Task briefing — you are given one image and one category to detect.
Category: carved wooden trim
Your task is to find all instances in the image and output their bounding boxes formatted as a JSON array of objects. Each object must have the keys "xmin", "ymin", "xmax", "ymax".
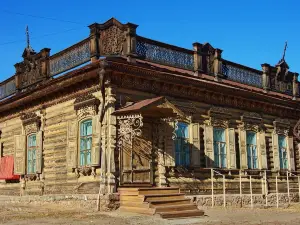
[
  {"xmin": 21, "ymin": 112, "xmax": 41, "ymax": 134},
  {"xmin": 273, "ymin": 118, "xmax": 290, "ymax": 136},
  {"xmin": 74, "ymin": 93, "xmax": 100, "ymax": 120}
]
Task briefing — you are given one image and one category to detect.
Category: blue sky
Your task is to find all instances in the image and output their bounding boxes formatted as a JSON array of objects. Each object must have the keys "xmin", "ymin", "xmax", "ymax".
[{"xmin": 1, "ymin": 0, "xmax": 299, "ymax": 80}]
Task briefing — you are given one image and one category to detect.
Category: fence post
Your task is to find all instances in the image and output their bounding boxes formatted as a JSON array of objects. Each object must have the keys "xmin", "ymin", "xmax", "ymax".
[
  {"xmin": 298, "ymin": 176, "xmax": 300, "ymax": 203},
  {"xmin": 223, "ymin": 175, "xmax": 226, "ymax": 207},
  {"xmin": 265, "ymin": 170, "xmax": 268, "ymax": 207},
  {"xmin": 250, "ymin": 175, "xmax": 253, "ymax": 208},
  {"xmin": 211, "ymin": 168, "xmax": 214, "ymax": 207},
  {"xmin": 239, "ymin": 170, "xmax": 242, "ymax": 207},
  {"xmin": 287, "ymin": 171, "xmax": 290, "ymax": 205},
  {"xmin": 276, "ymin": 176, "xmax": 279, "ymax": 208}
]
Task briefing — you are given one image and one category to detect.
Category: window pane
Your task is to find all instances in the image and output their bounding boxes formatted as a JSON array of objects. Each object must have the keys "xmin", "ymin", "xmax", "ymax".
[
  {"xmin": 246, "ymin": 131, "xmax": 256, "ymax": 145},
  {"xmin": 28, "ymin": 134, "xmax": 36, "ymax": 147},
  {"xmin": 80, "ymin": 120, "xmax": 92, "ymax": 136},
  {"xmin": 32, "ymin": 149, "xmax": 36, "ymax": 173},
  {"xmin": 214, "ymin": 143, "xmax": 219, "ymax": 167},
  {"xmin": 80, "ymin": 151, "xmax": 85, "ymax": 166},
  {"xmin": 80, "ymin": 138, "xmax": 86, "ymax": 151},
  {"xmin": 278, "ymin": 135, "xmax": 286, "ymax": 147},
  {"xmin": 213, "ymin": 128, "xmax": 225, "ymax": 142},
  {"xmin": 27, "ymin": 150, "xmax": 32, "ymax": 173},
  {"xmin": 174, "ymin": 122, "xmax": 189, "ymax": 166},
  {"xmin": 86, "ymin": 150, "xmax": 91, "ymax": 165},
  {"xmin": 86, "ymin": 137, "xmax": 92, "ymax": 150},
  {"xmin": 247, "ymin": 145, "xmax": 252, "ymax": 169},
  {"xmin": 278, "ymin": 135, "xmax": 288, "ymax": 169},
  {"xmin": 221, "ymin": 143, "xmax": 226, "ymax": 168}
]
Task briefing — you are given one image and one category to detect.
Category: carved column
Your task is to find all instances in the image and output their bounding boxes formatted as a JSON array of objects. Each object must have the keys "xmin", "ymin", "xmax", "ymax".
[
  {"xmin": 88, "ymin": 23, "xmax": 101, "ymax": 62},
  {"xmin": 106, "ymin": 84, "xmax": 117, "ymax": 193},
  {"xmin": 292, "ymin": 73, "xmax": 299, "ymax": 100},
  {"xmin": 261, "ymin": 63, "xmax": 271, "ymax": 92},
  {"xmin": 192, "ymin": 42, "xmax": 203, "ymax": 77},
  {"xmin": 157, "ymin": 122, "xmax": 167, "ymax": 187}
]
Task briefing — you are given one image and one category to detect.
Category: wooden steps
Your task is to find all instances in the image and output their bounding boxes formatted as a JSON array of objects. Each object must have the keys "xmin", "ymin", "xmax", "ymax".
[{"xmin": 118, "ymin": 187, "xmax": 204, "ymax": 219}]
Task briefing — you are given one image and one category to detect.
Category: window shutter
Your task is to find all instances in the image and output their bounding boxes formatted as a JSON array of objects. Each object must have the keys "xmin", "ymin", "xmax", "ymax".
[
  {"xmin": 288, "ymin": 136, "xmax": 295, "ymax": 171},
  {"xmin": 36, "ymin": 131, "xmax": 43, "ymax": 174},
  {"xmin": 165, "ymin": 121, "xmax": 175, "ymax": 166},
  {"xmin": 14, "ymin": 135, "xmax": 26, "ymax": 175},
  {"xmin": 190, "ymin": 123, "xmax": 200, "ymax": 166},
  {"xmin": 204, "ymin": 124, "xmax": 214, "ymax": 167},
  {"xmin": 67, "ymin": 120, "xmax": 77, "ymax": 168},
  {"xmin": 238, "ymin": 128, "xmax": 247, "ymax": 169},
  {"xmin": 227, "ymin": 128, "xmax": 236, "ymax": 169},
  {"xmin": 259, "ymin": 131, "xmax": 268, "ymax": 169},
  {"xmin": 272, "ymin": 132, "xmax": 280, "ymax": 170},
  {"xmin": 91, "ymin": 115, "xmax": 101, "ymax": 166}
]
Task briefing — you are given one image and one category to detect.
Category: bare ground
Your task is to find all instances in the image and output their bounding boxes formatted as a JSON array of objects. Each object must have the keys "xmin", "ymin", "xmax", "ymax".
[{"xmin": 1, "ymin": 202, "xmax": 300, "ymax": 225}]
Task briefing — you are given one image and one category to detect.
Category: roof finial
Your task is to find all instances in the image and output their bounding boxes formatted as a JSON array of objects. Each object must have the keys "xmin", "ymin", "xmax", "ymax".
[
  {"xmin": 282, "ymin": 41, "xmax": 288, "ymax": 61},
  {"xmin": 26, "ymin": 25, "xmax": 30, "ymax": 49}
]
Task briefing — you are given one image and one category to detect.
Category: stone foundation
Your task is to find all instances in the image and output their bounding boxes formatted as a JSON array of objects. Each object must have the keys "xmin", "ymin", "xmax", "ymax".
[
  {"xmin": 0, "ymin": 193, "xmax": 120, "ymax": 211},
  {"xmin": 188, "ymin": 193, "xmax": 300, "ymax": 207}
]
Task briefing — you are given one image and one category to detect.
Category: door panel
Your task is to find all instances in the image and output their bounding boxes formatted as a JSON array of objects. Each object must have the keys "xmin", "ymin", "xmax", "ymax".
[{"xmin": 121, "ymin": 122, "xmax": 153, "ymax": 185}]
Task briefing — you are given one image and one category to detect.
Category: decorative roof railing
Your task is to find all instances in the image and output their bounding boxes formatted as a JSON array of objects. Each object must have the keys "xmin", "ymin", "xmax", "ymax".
[
  {"xmin": 0, "ymin": 18, "xmax": 298, "ymax": 102},
  {"xmin": 49, "ymin": 38, "xmax": 91, "ymax": 77},
  {"xmin": 222, "ymin": 60, "xmax": 263, "ymax": 88},
  {"xmin": 136, "ymin": 36, "xmax": 194, "ymax": 70},
  {"xmin": 0, "ymin": 77, "xmax": 16, "ymax": 100}
]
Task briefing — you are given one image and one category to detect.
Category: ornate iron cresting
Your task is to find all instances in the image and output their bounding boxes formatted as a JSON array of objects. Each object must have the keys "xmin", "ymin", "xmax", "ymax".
[
  {"xmin": 49, "ymin": 39, "xmax": 90, "ymax": 76},
  {"xmin": 223, "ymin": 62, "xmax": 262, "ymax": 88},
  {"xmin": 0, "ymin": 78, "xmax": 16, "ymax": 100},
  {"xmin": 117, "ymin": 114, "xmax": 143, "ymax": 148},
  {"xmin": 136, "ymin": 37, "xmax": 194, "ymax": 70}
]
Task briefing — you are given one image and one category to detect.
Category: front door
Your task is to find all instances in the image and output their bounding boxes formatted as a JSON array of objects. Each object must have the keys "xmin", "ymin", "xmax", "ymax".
[{"xmin": 121, "ymin": 122, "xmax": 154, "ymax": 185}]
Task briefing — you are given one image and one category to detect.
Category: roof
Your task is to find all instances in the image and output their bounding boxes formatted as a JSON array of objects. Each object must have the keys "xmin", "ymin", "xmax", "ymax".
[
  {"xmin": 114, "ymin": 96, "xmax": 185, "ymax": 118},
  {"xmin": 115, "ymin": 96, "xmax": 164, "ymax": 114}
]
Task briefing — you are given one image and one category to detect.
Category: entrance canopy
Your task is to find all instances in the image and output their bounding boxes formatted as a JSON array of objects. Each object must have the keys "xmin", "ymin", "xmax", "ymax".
[
  {"xmin": 114, "ymin": 96, "xmax": 185, "ymax": 118},
  {"xmin": 114, "ymin": 96, "xmax": 185, "ymax": 147}
]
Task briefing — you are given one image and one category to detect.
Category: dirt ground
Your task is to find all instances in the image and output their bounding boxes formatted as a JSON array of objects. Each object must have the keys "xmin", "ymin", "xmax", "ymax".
[{"xmin": 1, "ymin": 202, "xmax": 300, "ymax": 225}]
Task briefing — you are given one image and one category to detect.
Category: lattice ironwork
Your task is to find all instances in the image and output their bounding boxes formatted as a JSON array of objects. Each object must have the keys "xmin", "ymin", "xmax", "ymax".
[
  {"xmin": 49, "ymin": 39, "xmax": 90, "ymax": 76},
  {"xmin": 0, "ymin": 79, "xmax": 16, "ymax": 100},
  {"xmin": 117, "ymin": 114, "xmax": 143, "ymax": 148},
  {"xmin": 223, "ymin": 64, "xmax": 262, "ymax": 88},
  {"xmin": 136, "ymin": 39, "xmax": 194, "ymax": 70}
]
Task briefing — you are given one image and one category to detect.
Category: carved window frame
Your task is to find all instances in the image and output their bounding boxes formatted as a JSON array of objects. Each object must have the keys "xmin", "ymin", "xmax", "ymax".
[
  {"xmin": 73, "ymin": 94, "xmax": 100, "ymax": 177},
  {"xmin": 273, "ymin": 119, "xmax": 292, "ymax": 171},
  {"xmin": 205, "ymin": 106, "xmax": 231, "ymax": 169},
  {"xmin": 239, "ymin": 112, "xmax": 263, "ymax": 170},
  {"xmin": 78, "ymin": 118, "xmax": 93, "ymax": 167},
  {"xmin": 21, "ymin": 112, "xmax": 42, "ymax": 180},
  {"xmin": 174, "ymin": 121, "xmax": 190, "ymax": 167}
]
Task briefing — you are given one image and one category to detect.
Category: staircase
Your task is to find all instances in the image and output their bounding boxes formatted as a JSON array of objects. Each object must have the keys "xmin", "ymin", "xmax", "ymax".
[{"xmin": 118, "ymin": 187, "xmax": 204, "ymax": 219}]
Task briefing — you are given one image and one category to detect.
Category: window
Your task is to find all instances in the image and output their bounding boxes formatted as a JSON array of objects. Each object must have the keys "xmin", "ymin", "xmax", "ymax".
[
  {"xmin": 27, "ymin": 134, "xmax": 37, "ymax": 174},
  {"xmin": 278, "ymin": 135, "xmax": 288, "ymax": 169},
  {"xmin": 246, "ymin": 131, "xmax": 258, "ymax": 169},
  {"xmin": 80, "ymin": 119, "xmax": 92, "ymax": 166},
  {"xmin": 213, "ymin": 128, "xmax": 226, "ymax": 168},
  {"xmin": 174, "ymin": 122, "xmax": 190, "ymax": 166}
]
